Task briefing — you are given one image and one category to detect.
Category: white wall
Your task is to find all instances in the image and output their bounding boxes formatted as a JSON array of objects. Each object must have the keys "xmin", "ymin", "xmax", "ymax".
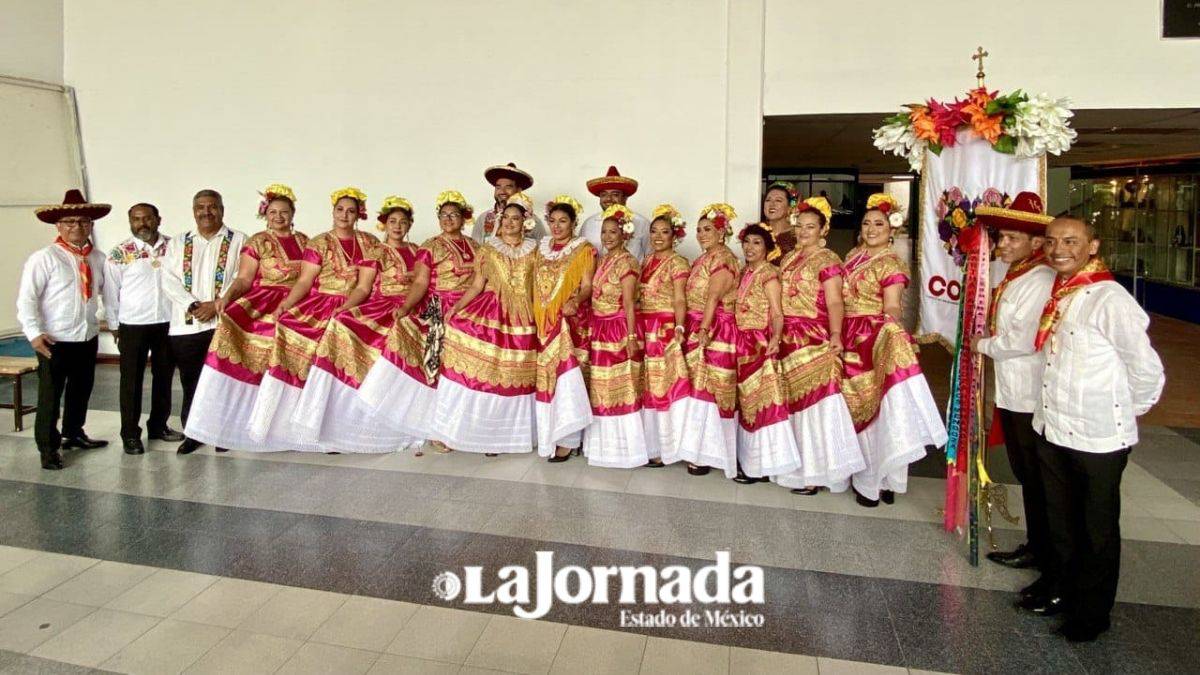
[
  {"xmin": 63, "ymin": 0, "xmax": 766, "ymax": 259},
  {"xmin": 0, "ymin": 0, "xmax": 63, "ymax": 84},
  {"xmin": 764, "ymin": 0, "xmax": 1200, "ymax": 115}
]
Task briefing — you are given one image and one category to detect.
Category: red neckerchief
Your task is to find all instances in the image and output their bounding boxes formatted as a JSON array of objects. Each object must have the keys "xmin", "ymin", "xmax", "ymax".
[
  {"xmin": 55, "ymin": 236, "xmax": 94, "ymax": 300},
  {"xmin": 1034, "ymin": 257, "xmax": 1114, "ymax": 351},
  {"xmin": 989, "ymin": 250, "xmax": 1046, "ymax": 333}
]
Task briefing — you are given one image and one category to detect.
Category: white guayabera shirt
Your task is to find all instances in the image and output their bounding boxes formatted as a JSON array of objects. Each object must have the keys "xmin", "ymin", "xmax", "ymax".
[{"xmin": 975, "ymin": 264, "xmax": 1055, "ymax": 413}]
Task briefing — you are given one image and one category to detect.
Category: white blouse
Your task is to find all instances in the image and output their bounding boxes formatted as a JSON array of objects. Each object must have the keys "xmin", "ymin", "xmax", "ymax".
[
  {"xmin": 976, "ymin": 264, "xmax": 1055, "ymax": 413},
  {"xmin": 17, "ymin": 244, "xmax": 106, "ymax": 342}
]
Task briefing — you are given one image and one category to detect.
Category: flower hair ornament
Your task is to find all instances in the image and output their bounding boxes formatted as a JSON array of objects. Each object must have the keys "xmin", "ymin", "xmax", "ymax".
[
  {"xmin": 602, "ymin": 203, "xmax": 637, "ymax": 236},
  {"xmin": 795, "ymin": 196, "xmax": 833, "ymax": 226},
  {"xmin": 505, "ymin": 191, "xmax": 537, "ymax": 232},
  {"xmin": 376, "ymin": 195, "xmax": 414, "ymax": 230},
  {"xmin": 738, "ymin": 223, "xmax": 781, "ymax": 262},
  {"xmin": 866, "ymin": 193, "xmax": 905, "ymax": 228},
  {"xmin": 699, "ymin": 202, "xmax": 737, "ymax": 237},
  {"xmin": 545, "ymin": 194, "xmax": 584, "ymax": 222},
  {"xmin": 435, "ymin": 189, "xmax": 474, "ymax": 221},
  {"xmin": 652, "ymin": 203, "xmax": 686, "ymax": 240},
  {"xmin": 257, "ymin": 183, "xmax": 297, "ymax": 219},
  {"xmin": 330, "ymin": 186, "xmax": 368, "ymax": 220}
]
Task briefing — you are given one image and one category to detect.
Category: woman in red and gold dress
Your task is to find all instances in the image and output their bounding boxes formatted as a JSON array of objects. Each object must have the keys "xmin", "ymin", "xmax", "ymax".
[
  {"xmin": 638, "ymin": 204, "xmax": 691, "ymax": 466},
  {"xmin": 676, "ymin": 204, "xmax": 740, "ymax": 478},
  {"xmin": 247, "ymin": 187, "xmax": 380, "ymax": 451},
  {"xmin": 290, "ymin": 196, "xmax": 427, "ymax": 453},
  {"xmin": 581, "ymin": 204, "xmax": 646, "ymax": 467},
  {"xmin": 733, "ymin": 224, "xmax": 800, "ymax": 483},
  {"xmin": 185, "ymin": 184, "xmax": 307, "ymax": 452},
  {"xmin": 841, "ymin": 193, "xmax": 947, "ymax": 506},
  {"xmin": 356, "ymin": 190, "xmax": 477, "ymax": 446},
  {"xmin": 772, "ymin": 197, "xmax": 864, "ymax": 495},
  {"xmin": 534, "ymin": 195, "xmax": 595, "ymax": 462},
  {"xmin": 426, "ymin": 192, "xmax": 538, "ymax": 453}
]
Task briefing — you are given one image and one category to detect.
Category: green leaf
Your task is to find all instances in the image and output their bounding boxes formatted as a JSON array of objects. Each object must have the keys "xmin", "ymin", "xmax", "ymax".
[
  {"xmin": 929, "ymin": 142, "xmax": 944, "ymax": 156},
  {"xmin": 993, "ymin": 135, "xmax": 1016, "ymax": 154},
  {"xmin": 883, "ymin": 112, "xmax": 909, "ymax": 125}
]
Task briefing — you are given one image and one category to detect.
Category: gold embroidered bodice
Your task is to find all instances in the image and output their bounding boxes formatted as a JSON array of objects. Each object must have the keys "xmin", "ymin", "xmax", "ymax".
[
  {"xmin": 422, "ymin": 234, "xmax": 477, "ymax": 296},
  {"xmin": 685, "ymin": 245, "xmax": 739, "ymax": 313},
  {"xmin": 375, "ymin": 242, "xmax": 422, "ymax": 298},
  {"xmin": 735, "ymin": 262, "xmax": 779, "ymax": 331},
  {"xmin": 779, "ymin": 247, "xmax": 842, "ymax": 319},
  {"xmin": 309, "ymin": 231, "xmax": 380, "ymax": 295},
  {"xmin": 842, "ymin": 247, "xmax": 909, "ymax": 317},
  {"xmin": 591, "ymin": 250, "xmax": 638, "ymax": 316},
  {"xmin": 638, "ymin": 252, "xmax": 689, "ymax": 313},
  {"xmin": 247, "ymin": 231, "xmax": 308, "ymax": 288},
  {"xmin": 533, "ymin": 238, "xmax": 596, "ymax": 336},
  {"xmin": 479, "ymin": 240, "xmax": 537, "ymax": 322}
]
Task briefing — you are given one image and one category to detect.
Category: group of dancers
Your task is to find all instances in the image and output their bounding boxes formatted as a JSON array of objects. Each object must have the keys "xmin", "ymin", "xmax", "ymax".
[{"xmin": 181, "ymin": 180, "xmax": 948, "ymax": 506}]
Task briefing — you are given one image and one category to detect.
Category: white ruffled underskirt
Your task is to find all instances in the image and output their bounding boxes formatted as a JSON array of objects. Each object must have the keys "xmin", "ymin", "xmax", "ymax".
[
  {"xmin": 774, "ymin": 394, "xmax": 866, "ymax": 491},
  {"xmin": 583, "ymin": 411, "xmax": 649, "ymax": 468},
  {"xmin": 355, "ymin": 358, "xmax": 436, "ymax": 439},
  {"xmin": 427, "ymin": 376, "xmax": 535, "ymax": 454},
  {"xmin": 535, "ymin": 367, "xmax": 592, "ymax": 456},
  {"xmin": 184, "ymin": 368, "xmax": 284, "ymax": 452},
  {"xmin": 737, "ymin": 419, "xmax": 801, "ymax": 478},
  {"xmin": 850, "ymin": 375, "xmax": 948, "ymax": 501},
  {"xmin": 643, "ymin": 398, "xmax": 689, "ymax": 463},
  {"xmin": 246, "ymin": 375, "xmax": 323, "ymax": 452},
  {"xmin": 289, "ymin": 368, "xmax": 421, "ymax": 453},
  {"xmin": 675, "ymin": 398, "xmax": 738, "ymax": 478}
]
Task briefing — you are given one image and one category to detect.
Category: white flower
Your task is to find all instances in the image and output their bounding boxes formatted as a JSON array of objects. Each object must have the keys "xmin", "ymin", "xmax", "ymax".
[
  {"xmin": 670, "ymin": 215, "xmax": 684, "ymax": 227},
  {"xmin": 888, "ymin": 212, "xmax": 905, "ymax": 229},
  {"xmin": 872, "ymin": 118, "xmax": 926, "ymax": 172},
  {"xmin": 705, "ymin": 210, "xmax": 718, "ymax": 221},
  {"xmin": 788, "ymin": 213, "xmax": 799, "ymax": 226},
  {"xmin": 1011, "ymin": 93, "xmax": 1077, "ymax": 159},
  {"xmin": 523, "ymin": 217, "xmax": 536, "ymax": 232},
  {"xmin": 621, "ymin": 220, "xmax": 636, "ymax": 235}
]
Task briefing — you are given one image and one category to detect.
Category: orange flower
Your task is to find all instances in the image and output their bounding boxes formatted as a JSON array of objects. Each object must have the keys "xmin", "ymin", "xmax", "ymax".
[
  {"xmin": 964, "ymin": 88, "xmax": 1004, "ymax": 144},
  {"xmin": 909, "ymin": 105, "xmax": 939, "ymax": 143}
]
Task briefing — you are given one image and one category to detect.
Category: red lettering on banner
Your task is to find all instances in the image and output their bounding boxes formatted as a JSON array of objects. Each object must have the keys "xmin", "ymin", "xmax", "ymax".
[{"xmin": 927, "ymin": 276, "xmax": 961, "ymax": 301}]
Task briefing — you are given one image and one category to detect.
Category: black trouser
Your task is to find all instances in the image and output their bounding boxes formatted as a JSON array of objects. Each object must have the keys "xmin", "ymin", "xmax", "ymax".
[
  {"xmin": 169, "ymin": 329, "xmax": 214, "ymax": 430},
  {"xmin": 998, "ymin": 409, "xmax": 1048, "ymax": 566},
  {"xmin": 1036, "ymin": 433, "xmax": 1130, "ymax": 627},
  {"xmin": 118, "ymin": 322, "xmax": 175, "ymax": 440},
  {"xmin": 34, "ymin": 337, "xmax": 99, "ymax": 453}
]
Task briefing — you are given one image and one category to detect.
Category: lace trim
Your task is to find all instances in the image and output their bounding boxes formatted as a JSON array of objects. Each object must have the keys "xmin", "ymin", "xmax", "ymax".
[
  {"xmin": 537, "ymin": 236, "xmax": 588, "ymax": 261},
  {"xmin": 486, "ymin": 236, "xmax": 537, "ymax": 259}
]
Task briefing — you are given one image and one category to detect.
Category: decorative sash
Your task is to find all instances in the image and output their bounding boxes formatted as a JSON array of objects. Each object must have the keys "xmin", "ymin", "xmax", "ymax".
[
  {"xmin": 55, "ymin": 236, "xmax": 94, "ymax": 300},
  {"xmin": 988, "ymin": 250, "xmax": 1046, "ymax": 333},
  {"xmin": 1034, "ymin": 257, "xmax": 1113, "ymax": 351},
  {"xmin": 183, "ymin": 230, "xmax": 234, "ymax": 297}
]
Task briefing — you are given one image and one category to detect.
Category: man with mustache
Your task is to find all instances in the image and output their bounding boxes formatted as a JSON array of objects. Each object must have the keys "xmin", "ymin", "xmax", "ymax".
[
  {"xmin": 102, "ymin": 203, "xmax": 182, "ymax": 454},
  {"xmin": 1031, "ymin": 216, "xmax": 1164, "ymax": 642},
  {"xmin": 160, "ymin": 189, "xmax": 247, "ymax": 454}
]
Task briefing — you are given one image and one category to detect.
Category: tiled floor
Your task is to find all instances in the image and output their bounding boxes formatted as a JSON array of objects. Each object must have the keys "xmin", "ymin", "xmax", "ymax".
[{"xmin": 0, "ymin": 312, "xmax": 1195, "ymax": 673}]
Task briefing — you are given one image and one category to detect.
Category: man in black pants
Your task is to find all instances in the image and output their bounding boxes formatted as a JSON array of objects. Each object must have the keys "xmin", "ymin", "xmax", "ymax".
[
  {"xmin": 160, "ymin": 189, "xmax": 246, "ymax": 454},
  {"xmin": 1032, "ymin": 217, "xmax": 1164, "ymax": 642},
  {"xmin": 102, "ymin": 203, "xmax": 183, "ymax": 454},
  {"xmin": 971, "ymin": 193, "xmax": 1055, "ymax": 586},
  {"xmin": 17, "ymin": 190, "xmax": 113, "ymax": 469}
]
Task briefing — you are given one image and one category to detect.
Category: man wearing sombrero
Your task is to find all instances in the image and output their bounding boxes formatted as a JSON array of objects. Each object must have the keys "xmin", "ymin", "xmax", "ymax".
[
  {"xmin": 471, "ymin": 162, "xmax": 545, "ymax": 241},
  {"xmin": 970, "ymin": 192, "xmax": 1056, "ymax": 585},
  {"xmin": 17, "ymin": 189, "xmax": 112, "ymax": 470},
  {"xmin": 581, "ymin": 166, "xmax": 648, "ymax": 260}
]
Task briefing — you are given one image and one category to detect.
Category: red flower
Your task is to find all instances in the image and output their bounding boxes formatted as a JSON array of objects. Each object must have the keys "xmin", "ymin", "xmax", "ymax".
[
  {"xmin": 876, "ymin": 202, "xmax": 892, "ymax": 215},
  {"xmin": 713, "ymin": 213, "xmax": 728, "ymax": 229},
  {"xmin": 928, "ymin": 98, "xmax": 968, "ymax": 147}
]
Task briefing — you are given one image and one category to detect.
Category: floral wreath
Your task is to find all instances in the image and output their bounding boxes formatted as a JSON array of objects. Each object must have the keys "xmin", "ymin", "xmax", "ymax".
[
  {"xmin": 873, "ymin": 88, "xmax": 1077, "ymax": 172},
  {"xmin": 257, "ymin": 183, "xmax": 297, "ymax": 219},
  {"xmin": 376, "ymin": 195, "xmax": 414, "ymax": 230},
  {"xmin": 865, "ymin": 193, "xmax": 906, "ymax": 229},
  {"xmin": 435, "ymin": 189, "xmax": 474, "ymax": 221},
  {"xmin": 936, "ymin": 186, "xmax": 1009, "ymax": 268},
  {"xmin": 793, "ymin": 196, "xmax": 832, "ymax": 228},
  {"xmin": 737, "ymin": 223, "xmax": 781, "ymax": 262},
  {"xmin": 651, "ymin": 203, "xmax": 686, "ymax": 239},
  {"xmin": 505, "ymin": 191, "xmax": 537, "ymax": 232},
  {"xmin": 602, "ymin": 203, "xmax": 637, "ymax": 236},
  {"xmin": 766, "ymin": 181, "xmax": 800, "ymax": 207},
  {"xmin": 330, "ymin": 187, "xmax": 368, "ymax": 220},
  {"xmin": 545, "ymin": 194, "xmax": 584, "ymax": 222},
  {"xmin": 699, "ymin": 203, "xmax": 737, "ymax": 238}
]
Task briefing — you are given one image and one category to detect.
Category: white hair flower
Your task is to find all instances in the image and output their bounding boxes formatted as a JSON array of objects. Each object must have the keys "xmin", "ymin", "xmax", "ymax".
[{"xmin": 523, "ymin": 217, "xmax": 536, "ymax": 232}]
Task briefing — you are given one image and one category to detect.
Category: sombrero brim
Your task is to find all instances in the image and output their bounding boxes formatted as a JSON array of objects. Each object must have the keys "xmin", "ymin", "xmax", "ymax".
[
  {"xmin": 35, "ymin": 203, "xmax": 112, "ymax": 224},
  {"xmin": 975, "ymin": 205, "xmax": 1053, "ymax": 235},
  {"xmin": 484, "ymin": 166, "xmax": 533, "ymax": 191},
  {"xmin": 586, "ymin": 177, "xmax": 638, "ymax": 197}
]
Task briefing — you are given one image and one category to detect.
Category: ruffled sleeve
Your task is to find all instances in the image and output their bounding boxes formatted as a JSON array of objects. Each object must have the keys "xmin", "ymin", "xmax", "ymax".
[
  {"xmin": 669, "ymin": 254, "xmax": 690, "ymax": 281},
  {"xmin": 878, "ymin": 253, "xmax": 910, "ymax": 289}
]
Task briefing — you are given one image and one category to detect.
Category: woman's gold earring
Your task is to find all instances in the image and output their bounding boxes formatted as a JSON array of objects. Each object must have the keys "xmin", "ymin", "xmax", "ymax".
[
  {"xmin": 818, "ymin": 238, "xmax": 826, "ymax": 248},
  {"xmin": 888, "ymin": 236, "xmax": 895, "ymax": 245}
]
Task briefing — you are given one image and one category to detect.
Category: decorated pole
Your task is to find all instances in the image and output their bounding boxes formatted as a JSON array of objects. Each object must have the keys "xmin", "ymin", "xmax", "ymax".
[{"xmin": 872, "ymin": 50, "xmax": 1076, "ymax": 565}]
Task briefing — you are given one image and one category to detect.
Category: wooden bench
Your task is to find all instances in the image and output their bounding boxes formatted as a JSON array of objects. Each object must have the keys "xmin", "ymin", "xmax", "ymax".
[{"xmin": 0, "ymin": 356, "xmax": 38, "ymax": 431}]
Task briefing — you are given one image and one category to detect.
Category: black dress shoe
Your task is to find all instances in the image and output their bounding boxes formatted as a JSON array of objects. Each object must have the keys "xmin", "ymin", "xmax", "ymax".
[
  {"xmin": 215, "ymin": 447, "xmax": 229, "ymax": 453},
  {"xmin": 1019, "ymin": 576, "xmax": 1049, "ymax": 600},
  {"xmin": 61, "ymin": 435, "xmax": 108, "ymax": 450},
  {"xmin": 644, "ymin": 460, "xmax": 665, "ymax": 468},
  {"xmin": 987, "ymin": 545, "xmax": 1038, "ymax": 569},
  {"xmin": 148, "ymin": 427, "xmax": 185, "ymax": 442},
  {"xmin": 40, "ymin": 451, "xmax": 64, "ymax": 470},
  {"xmin": 791, "ymin": 486, "xmax": 820, "ymax": 496},
  {"xmin": 547, "ymin": 451, "xmax": 571, "ymax": 463},
  {"xmin": 854, "ymin": 489, "xmax": 879, "ymax": 508},
  {"xmin": 177, "ymin": 438, "xmax": 202, "ymax": 455},
  {"xmin": 880, "ymin": 490, "xmax": 895, "ymax": 504},
  {"xmin": 732, "ymin": 472, "xmax": 767, "ymax": 484},
  {"xmin": 686, "ymin": 464, "xmax": 710, "ymax": 476},
  {"xmin": 1016, "ymin": 594, "xmax": 1065, "ymax": 616},
  {"xmin": 122, "ymin": 438, "xmax": 145, "ymax": 455},
  {"xmin": 1056, "ymin": 618, "xmax": 1109, "ymax": 642}
]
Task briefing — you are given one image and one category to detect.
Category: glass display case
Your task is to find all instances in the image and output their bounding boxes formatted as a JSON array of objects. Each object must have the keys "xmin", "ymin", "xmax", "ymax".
[{"xmin": 1068, "ymin": 170, "xmax": 1199, "ymax": 288}]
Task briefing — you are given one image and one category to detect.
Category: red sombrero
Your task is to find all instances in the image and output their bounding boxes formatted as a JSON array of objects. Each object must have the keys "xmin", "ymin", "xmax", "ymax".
[
  {"xmin": 587, "ymin": 166, "xmax": 639, "ymax": 197},
  {"xmin": 35, "ymin": 189, "xmax": 111, "ymax": 224},
  {"xmin": 974, "ymin": 191, "xmax": 1053, "ymax": 235},
  {"xmin": 484, "ymin": 162, "xmax": 534, "ymax": 191}
]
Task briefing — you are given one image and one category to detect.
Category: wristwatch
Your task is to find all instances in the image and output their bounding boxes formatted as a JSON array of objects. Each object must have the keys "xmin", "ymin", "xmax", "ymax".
[{"xmin": 187, "ymin": 301, "xmax": 201, "ymax": 314}]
